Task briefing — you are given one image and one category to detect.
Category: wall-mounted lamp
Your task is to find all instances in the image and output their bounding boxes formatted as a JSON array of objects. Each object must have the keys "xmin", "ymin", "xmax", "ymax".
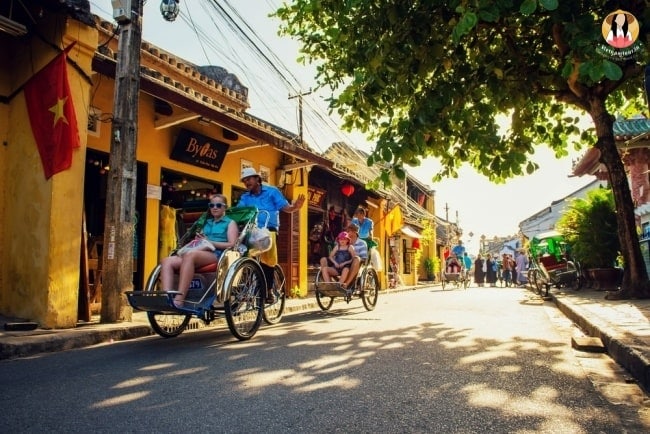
[
  {"xmin": 160, "ymin": 0, "xmax": 180, "ymax": 22},
  {"xmin": 197, "ymin": 116, "xmax": 211, "ymax": 126}
]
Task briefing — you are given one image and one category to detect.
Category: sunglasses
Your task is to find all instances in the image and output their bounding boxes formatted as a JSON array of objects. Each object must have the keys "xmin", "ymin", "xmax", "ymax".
[{"xmin": 208, "ymin": 203, "xmax": 226, "ymax": 209}]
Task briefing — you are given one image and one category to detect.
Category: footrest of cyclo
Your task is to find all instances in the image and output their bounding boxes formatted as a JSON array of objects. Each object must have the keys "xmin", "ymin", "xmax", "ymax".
[
  {"xmin": 316, "ymin": 282, "xmax": 349, "ymax": 298},
  {"xmin": 126, "ymin": 291, "xmax": 209, "ymax": 313},
  {"xmin": 126, "ymin": 291, "xmax": 180, "ymax": 313}
]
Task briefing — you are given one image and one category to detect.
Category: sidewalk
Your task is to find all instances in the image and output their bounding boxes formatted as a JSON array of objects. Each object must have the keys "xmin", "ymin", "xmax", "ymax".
[{"xmin": 2, "ymin": 285, "xmax": 650, "ymax": 394}]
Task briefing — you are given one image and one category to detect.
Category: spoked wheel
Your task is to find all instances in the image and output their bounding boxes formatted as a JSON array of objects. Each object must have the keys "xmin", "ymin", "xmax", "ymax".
[
  {"xmin": 263, "ymin": 264, "xmax": 287, "ymax": 325},
  {"xmin": 361, "ymin": 268, "xmax": 379, "ymax": 311},
  {"xmin": 462, "ymin": 274, "xmax": 469, "ymax": 289},
  {"xmin": 527, "ymin": 269, "xmax": 537, "ymax": 290},
  {"xmin": 145, "ymin": 264, "xmax": 191, "ymax": 338},
  {"xmin": 224, "ymin": 259, "xmax": 264, "ymax": 341},
  {"xmin": 535, "ymin": 274, "xmax": 546, "ymax": 296},
  {"xmin": 314, "ymin": 270, "xmax": 334, "ymax": 311},
  {"xmin": 567, "ymin": 261, "xmax": 583, "ymax": 291},
  {"xmin": 441, "ymin": 276, "xmax": 447, "ymax": 290}
]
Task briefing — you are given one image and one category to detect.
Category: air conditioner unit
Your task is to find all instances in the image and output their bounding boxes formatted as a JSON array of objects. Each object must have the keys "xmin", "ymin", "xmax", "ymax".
[{"xmin": 111, "ymin": 0, "xmax": 132, "ymax": 24}]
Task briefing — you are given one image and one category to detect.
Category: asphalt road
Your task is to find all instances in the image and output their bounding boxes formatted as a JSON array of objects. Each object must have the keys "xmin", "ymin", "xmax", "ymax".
[{"xmin": 2, "ymin": 287, "xmax": 648, "ymax": 433}]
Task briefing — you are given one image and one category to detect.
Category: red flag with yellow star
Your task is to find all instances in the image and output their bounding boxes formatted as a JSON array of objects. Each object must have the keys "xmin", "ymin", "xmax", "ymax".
[{"xmin": 24, "ymin": 46, "xmax": 80, "ymax": 179}]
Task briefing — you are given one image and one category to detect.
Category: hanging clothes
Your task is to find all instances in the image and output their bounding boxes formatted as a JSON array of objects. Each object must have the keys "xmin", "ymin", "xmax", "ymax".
[{"xmin": 159, "ymin": 204, "xmax": 177, "ymax": 259}]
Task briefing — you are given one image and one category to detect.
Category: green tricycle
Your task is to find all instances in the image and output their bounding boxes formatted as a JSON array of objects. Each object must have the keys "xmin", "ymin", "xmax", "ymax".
[{"xmin": 528, "ymin": 230, "xmax": 582, "ymax": 297}]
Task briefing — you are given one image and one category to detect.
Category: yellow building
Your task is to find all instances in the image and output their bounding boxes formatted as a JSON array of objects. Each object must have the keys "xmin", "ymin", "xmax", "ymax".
[
  {"xmin": 0, "ymin": 4, "xmax": 328, "ymax": 328},
  {"xmin": 0, "ymin": 2, "xmax": 439, "ymax": 328}
]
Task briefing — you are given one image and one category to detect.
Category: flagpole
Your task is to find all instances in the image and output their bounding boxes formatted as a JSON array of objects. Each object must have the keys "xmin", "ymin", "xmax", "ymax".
[{"xmin": 101, "ymin": 1, "xmax": 144, "ymax": 322}]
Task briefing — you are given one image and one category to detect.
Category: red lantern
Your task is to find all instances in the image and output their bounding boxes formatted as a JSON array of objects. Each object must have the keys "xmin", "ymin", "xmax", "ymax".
[
  {"xmin": 341, "ymin": 182, "xmax": 355, "ymax": 197},
  {"xmin": 412, "ymin": 238, "xmax": 420, "ymax": 249}
]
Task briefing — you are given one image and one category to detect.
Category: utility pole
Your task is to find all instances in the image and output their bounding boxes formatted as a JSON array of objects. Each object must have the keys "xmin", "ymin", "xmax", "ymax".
[
  {"xmin": 288, "ymin": 89, "xmax": 311, "ymax": 144},
  {"xmin": 445, "ymin": 202, "xmax": 450, "ymax": 247},
  {"xmin": 101, "ymin": 0, "xmax": 143, "ymax": 322}
]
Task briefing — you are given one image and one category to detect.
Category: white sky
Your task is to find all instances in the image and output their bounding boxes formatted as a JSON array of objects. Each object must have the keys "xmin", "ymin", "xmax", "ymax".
[{"xmin": 91, "ymin": 0, "xmax": 597, "ymax": 253}]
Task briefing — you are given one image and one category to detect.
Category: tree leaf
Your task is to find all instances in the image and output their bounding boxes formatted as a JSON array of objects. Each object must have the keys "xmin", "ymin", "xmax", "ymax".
[
  {"xmin": 520, "ymin": 0, "xmax": 537, "ymax": 15},
  {"xmin": 602, "ymin": 60, "xmax": 623, "ymax": 81}
]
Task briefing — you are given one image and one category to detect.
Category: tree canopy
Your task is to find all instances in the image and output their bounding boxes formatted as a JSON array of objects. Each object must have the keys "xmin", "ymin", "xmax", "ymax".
[
  {"xmin": 276, "ymin": 0, "xmax": 650, "ymax": 298},
  {"xmin": 276, "ymin": 0, "xmax": 647, "ymax": 183}
]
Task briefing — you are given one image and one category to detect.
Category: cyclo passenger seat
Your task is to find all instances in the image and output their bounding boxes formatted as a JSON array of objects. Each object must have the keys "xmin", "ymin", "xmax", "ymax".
[{"xmin": 178, "ymin": 206, "xmax": 259, "ymax": 274}]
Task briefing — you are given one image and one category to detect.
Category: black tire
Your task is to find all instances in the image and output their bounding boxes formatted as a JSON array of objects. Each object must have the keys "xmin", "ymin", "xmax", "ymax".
[
  {"xmin": 314, "ymin": 270, "xmax": 334, "ymax": 311},
  {"xmin": 441, "ymin": 275, "xmax": 447, "ymax": 290},
  {"xmin": 361, "ymin": 268, "xmax": 379, "ymax": 311},
  {"xmin": 567, "ymin": 261, "xmax": 583, "ymax": 291},
  {"xmin": 263, "ymin": 264, "xmax": 286, "ymax": 325},
  {"xmin": 463, "ymin": 274, "xmax": 469, "ymax": 289},
  {"xmin": 534, "ymin": 271, "xmax": 546, "ymax": 296},
  {"xmin": 145, "ymin": 264, "xmax": 191, "ymax": 338},
  {"xmin": 224, "ymin": 259, "xmax": 264, "ymax": 341},
  {"xmin": 527, "ymin": 269, "xmax": 537, "ymax": 290}
]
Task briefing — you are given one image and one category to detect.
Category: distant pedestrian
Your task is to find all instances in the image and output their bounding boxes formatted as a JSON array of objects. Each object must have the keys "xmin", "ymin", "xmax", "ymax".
[
  {"xmin": 502, "ymin": 253, "xmax": 514, "ymax": 287},
  {"xmin": 473, "ymin": 254, "xmax": 485, "ymax": 287},
  {"xmin": 515, "ymin": 249, "xmax": 529, "ymax": 286},
  {"xmin": 485, "ymin": 255, "xmax": 498, "ymax": 287},
  {"xmin": 462, "ymin": 252, "xmax": 473, "ymax": 285}
]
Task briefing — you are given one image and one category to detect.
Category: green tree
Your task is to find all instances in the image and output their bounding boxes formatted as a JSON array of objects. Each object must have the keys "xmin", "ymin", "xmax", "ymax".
[
  {"xmin": 276, "ymin": 0, "xmax": 649, "ymax": 298},
  {"xmin": 557, "ymin": 187, "xmax": 620, "ymax": 269}
]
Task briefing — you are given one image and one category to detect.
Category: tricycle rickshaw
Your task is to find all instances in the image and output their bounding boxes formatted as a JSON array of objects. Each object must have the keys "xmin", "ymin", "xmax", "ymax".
[
  {"xmin": 313, "ymin": 239, "xmax": 380, "ymax": 311},
  {"xmin": 441, "ymin": 256, "xmax": 469, "ymax": 290},
  {"xmin": 126, "ymin": 206, "xmax": 286, "ymax": 341},
  {"xmin": 527, "ymin": 230, "xmax": 582, "ymax": 297}
]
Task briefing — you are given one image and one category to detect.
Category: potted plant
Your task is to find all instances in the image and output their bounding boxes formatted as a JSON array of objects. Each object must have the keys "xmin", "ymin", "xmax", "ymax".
[
  {"xmin": 557, "ymin": 187, "xmax": 622, "ymax": 288},
  {"xmin": 424, "ymin": 257, "xmax": 435, "ymax": 281}
]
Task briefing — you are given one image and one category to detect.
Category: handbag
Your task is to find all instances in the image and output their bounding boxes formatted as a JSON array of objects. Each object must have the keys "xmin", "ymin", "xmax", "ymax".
[
  {"xmin": 247, "ymin": 211, "xmax": 272, "ymax": 253},
  {"xmin": 177, "ymin": 237, "xmax": 215, "ymax": 256}
]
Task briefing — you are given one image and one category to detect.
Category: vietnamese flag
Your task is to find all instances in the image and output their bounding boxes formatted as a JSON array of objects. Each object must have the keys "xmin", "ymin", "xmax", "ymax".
[{"xmin": 24, "ymin": 46, "xmax": 80, "ymax": 180}]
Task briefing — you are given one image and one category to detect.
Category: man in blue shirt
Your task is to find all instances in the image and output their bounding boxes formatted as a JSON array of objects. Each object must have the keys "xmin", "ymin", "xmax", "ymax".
[
  {"xmin": 452, "ymin": 240, "xmax": 465, "ymax": 258},
  {"xmin": 238, "ymin": 167, "xmax": 305, "ymax": 303}
]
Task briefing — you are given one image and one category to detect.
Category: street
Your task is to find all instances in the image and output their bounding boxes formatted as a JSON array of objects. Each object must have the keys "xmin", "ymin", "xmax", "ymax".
[{"xmin": 2, "ymin": 287, "xmax": 649, "ymax": 433}]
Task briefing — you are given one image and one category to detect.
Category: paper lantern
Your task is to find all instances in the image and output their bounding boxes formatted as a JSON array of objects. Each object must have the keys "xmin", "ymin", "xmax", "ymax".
[{"xmin": 341, "ymin": 182, "xmax": 355, "ymax": 197}]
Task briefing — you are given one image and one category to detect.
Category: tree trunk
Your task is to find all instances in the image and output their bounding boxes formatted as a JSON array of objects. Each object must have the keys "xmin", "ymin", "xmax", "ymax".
[{"xmin": 591, "ymin": 101, "xmax": 650, "ymax": 299}]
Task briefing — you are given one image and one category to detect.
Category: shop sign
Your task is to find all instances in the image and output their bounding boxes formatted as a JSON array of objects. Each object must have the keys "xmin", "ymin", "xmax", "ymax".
[
  {"xmin": 170, "ymin": 128, "xmax": 229, "ymax": 171},
  {"xmin": 308, "ymin": 186, "xmax": 326, "ymax": 208}
]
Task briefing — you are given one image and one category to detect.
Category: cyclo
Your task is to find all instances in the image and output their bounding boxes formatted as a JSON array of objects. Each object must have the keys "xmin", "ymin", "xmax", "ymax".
[
  {"xmin": 313, "ymin": 238, "xmax": 380, "ymax": 311},
  {"xmin": 126, "ymin": 206, "xmax": 286, "ymax": 341},
  {"xmin": 527, "ymin": 230, "xmax": 582, "ymax": 297},
  {"xmin": 441, "ymin": 255, "xmax": 469, "ymax": 290}
]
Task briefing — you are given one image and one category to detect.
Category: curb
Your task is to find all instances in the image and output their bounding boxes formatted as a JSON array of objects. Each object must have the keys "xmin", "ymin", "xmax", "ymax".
[
  {"xmin": 551, "ymin": 293, "xmax": 650, "ymax": 394},
  {"xmin": 0, "ymin": 324, "xmax": 154, "ymax": 360},
  {"xmin": 0, "ymin": 286, "xmax": 421, "ymax": 361}
]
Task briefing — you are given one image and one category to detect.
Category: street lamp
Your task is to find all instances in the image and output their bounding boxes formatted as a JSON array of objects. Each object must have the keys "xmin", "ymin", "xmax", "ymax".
[{"xmin": 160, "ymin": 0, "xmax": 180, "ymax": 22}]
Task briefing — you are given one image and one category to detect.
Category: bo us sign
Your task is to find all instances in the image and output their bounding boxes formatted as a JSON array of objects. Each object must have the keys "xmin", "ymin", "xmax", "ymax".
[{"xmin": 170, "ymin": 128, "xmax": 229, "ymax": 171}]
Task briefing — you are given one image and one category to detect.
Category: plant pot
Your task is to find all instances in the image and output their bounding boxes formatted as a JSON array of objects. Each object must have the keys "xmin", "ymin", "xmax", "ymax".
[{"xmin": 588, "ymin": 267, "xmax": 622, "ymax": 290}]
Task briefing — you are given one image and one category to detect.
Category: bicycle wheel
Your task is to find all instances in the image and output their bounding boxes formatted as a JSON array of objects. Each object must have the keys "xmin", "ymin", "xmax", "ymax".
[
  {"xmin": 314, "ymin": 270, "xmax": 334, "ymax": 311},
  {"xmin": 462, "ymin": 274, "xmax": 469, "ymax": 289},
  {"xmin": 145, "ymin": 264, "xmax": 191, "ymax": 338},
  {"xmin": 441, "ymin": 275, "xmax": 447, "ymax": 290},
  {"xmin": 361, "ymin": 268, "xmax": 379, "ymax": 311},
  {"xmin": 263, "ymin": 264, "xmax": 286, "ymax": 325},
  {"xmin": 224, "ymin": 259, "xmax": 264, "ymax": 341}
]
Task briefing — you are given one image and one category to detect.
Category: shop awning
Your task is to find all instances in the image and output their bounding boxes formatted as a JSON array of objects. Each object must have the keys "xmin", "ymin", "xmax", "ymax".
[{"xmin": 400, "ymin": 225, "xmax": 422, "ymax": 239}]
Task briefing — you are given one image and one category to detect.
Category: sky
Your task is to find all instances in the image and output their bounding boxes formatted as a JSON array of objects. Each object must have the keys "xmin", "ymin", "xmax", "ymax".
[{"xmin": 90, "ymin": 0, "xmax": 597, "ymax": 253}]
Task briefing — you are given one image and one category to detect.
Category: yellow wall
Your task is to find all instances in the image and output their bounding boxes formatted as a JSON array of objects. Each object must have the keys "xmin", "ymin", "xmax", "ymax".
[{"xmin": 0, "ymin": 19, "xmax": 97, "ymax": 328}]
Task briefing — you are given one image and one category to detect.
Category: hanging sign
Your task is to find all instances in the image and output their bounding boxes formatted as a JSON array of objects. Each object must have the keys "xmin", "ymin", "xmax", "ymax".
[
  {"xmin": 170, "ymin": 128, "xmax": 229, "ymax": 171},
  {"xmin": 308, "ymin": 186, "xmax": 326, "ymax": 208}
]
